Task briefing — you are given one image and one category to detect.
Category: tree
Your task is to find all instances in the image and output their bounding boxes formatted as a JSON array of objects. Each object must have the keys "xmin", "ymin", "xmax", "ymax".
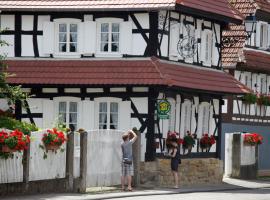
[{"xmin": 0, "ymin": 37, "xmax": 27, "ymax": 109}]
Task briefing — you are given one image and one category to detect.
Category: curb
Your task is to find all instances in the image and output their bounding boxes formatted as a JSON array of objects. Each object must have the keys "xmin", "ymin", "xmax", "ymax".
[{"xmin": 85, "ymin": 185, "xmax": 266, "ymax": 200}]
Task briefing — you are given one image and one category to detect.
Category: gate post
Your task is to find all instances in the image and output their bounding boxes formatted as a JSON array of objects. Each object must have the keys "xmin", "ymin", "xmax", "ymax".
[
  {"xmin": 78, "ymin": 131, "xmax": 87, "ymax": 193},
  {"xmin": 66, "ymin": 131, "xmax": 74, "ymax": 192},
  {"xmin": 133, "ymin": 128, "xmax": 141, "ymax": 187}
]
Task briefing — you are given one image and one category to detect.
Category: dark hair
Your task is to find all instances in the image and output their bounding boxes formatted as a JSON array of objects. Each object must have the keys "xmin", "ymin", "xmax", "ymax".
[{"xmin": 122, "ymin": 133, "xmax": 129, "ymax": 141}]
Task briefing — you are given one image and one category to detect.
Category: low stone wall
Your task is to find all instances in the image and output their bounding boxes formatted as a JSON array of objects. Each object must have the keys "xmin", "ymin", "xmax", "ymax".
[{"xmin": 140, "ymin": 158, "xmax": 223, "ymax": 187}]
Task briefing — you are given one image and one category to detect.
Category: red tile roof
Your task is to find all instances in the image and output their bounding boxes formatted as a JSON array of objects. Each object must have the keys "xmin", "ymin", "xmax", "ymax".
[
  {"xmin": 237, "ymin": 49, "xmax": 270, "ymax": 73},
  {"xmin": 6, "ymin": 58, "xmax": 250, "ymax": 95},
  {"xmin": 222, "ymin": 0, "xmax": 256, "ymax": 68},
  {"xmin": 0, "ymin": 0, "xmax": 243, "ymax": 23}
]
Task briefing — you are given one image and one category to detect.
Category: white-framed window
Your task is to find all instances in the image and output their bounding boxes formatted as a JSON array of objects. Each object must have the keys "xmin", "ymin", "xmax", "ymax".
[
  {"xmin": 51, "ymin": 18, "xmax": 81, "ymax": 57},
  {"xmin": 58, "ymin": 101, "xmax": 78, "ymax": 131},
  {"xmin": 100, "ymin": 23, "xmax": 120, "ymax": 53},
  {"xmin": 58, "ymin": 23, "xmax": 78, "ymax": 53},
  {"xmin": 260, "ymin": 23, "xmax": 268, "ymax": 49},
  {"xmin": 98, "ymin": 101, "xmax": 119, "ymax": 129},
  {"xmin": 96, "ymin": 18, "xmax": 124, "ymax": 56}
]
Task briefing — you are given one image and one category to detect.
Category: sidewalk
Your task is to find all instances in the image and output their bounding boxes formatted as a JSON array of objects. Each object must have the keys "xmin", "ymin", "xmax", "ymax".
[{"xmin": 2, "ymin": 177, "xmax": 270, "ymax": 200}]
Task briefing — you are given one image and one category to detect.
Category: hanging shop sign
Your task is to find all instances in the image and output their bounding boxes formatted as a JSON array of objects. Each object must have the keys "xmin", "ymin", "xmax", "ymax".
[{"xmin": 157, "ymin": 99, "xmax": 171, "ymax": 119}]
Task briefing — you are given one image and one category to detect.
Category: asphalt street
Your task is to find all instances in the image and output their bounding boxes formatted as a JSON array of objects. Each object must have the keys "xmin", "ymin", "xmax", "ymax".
[{"xmin": 2, "ymin": 188, "xmax": 270, "ymax": 200}]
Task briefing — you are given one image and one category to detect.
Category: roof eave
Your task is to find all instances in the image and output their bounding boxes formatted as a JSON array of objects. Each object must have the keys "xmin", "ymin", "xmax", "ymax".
[
  {"xmin": 0, "ymin": 6, "xmax": 174, "ymax": 12},
  {"xmin": 175, "ymin": 4, "xmax": 243, "ymax": 24}
]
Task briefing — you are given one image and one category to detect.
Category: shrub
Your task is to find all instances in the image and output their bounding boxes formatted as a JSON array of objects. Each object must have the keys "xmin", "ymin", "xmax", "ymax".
[{"xmin": 0, "ymin": 116, "xmax": 38, "ymax": 135}]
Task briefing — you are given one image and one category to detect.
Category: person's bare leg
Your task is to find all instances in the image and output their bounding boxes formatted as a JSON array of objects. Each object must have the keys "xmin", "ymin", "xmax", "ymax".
[
  {"xmin": 127, "ymin": 176, "xmax": 132, "ymax": 191},
  {"xmin": 173, "ymin": 171, "xmax": 179, "ymax": 188},
  {"xmin": 121, "ymin": 176, "xmax": 125, "ymax": 190}
]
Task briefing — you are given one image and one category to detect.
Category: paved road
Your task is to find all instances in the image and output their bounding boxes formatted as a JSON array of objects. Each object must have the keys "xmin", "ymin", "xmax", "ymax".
[
  {"xmin": 2, "ymin": 188, "xmax": 270, "ymax": 200},
  {"xmin": 112, "ymin": 188, "xmax": 270, "ymax": 200}
]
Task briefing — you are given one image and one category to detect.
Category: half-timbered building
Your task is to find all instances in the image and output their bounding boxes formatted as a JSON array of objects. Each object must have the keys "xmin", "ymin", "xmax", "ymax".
[
  {"xmin": 0, "ymin": 0, "xmax": 247, "ymax": 162},
  {"xmin": 222, "ymin": 0, "xmax": 270, "ymax": 175}
]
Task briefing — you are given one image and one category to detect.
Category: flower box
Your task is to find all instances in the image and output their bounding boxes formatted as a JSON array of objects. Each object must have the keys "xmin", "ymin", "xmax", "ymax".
[
  {"xmin": 1, "ymin": 145, "xmax": 16, "ymax": 153},
  {"xmin": 243, "ymin": 133, "xmax": 263, "ymax": 146}
]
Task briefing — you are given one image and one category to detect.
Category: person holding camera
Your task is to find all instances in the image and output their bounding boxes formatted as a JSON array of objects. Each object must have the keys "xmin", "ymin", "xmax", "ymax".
[{"xmin": 121, "ymin": 129, "xmax": 137, "ymax": 191}]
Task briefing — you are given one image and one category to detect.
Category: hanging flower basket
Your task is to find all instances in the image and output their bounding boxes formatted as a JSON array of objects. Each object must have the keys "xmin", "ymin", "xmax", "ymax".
[
  {"xmin": 0, "ymin": 129, "xmax": 30, "ymax": 155},
  {"xmin": 45, "ymin": 144, "xmax": 60, "ymax": 151},
  {"xmin": 200, "ymin": 133, "xmax": 216, "ymax": 152},
  {"xmin": 1, "ymin": 145, "xmax": 17, "ymax": 153}
]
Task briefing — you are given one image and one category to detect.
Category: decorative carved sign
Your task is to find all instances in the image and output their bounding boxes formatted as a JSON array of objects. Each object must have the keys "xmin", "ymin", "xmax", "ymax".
[{"xmin": 177, "ymin": 24, "xmax": 198, "ymax": 58}]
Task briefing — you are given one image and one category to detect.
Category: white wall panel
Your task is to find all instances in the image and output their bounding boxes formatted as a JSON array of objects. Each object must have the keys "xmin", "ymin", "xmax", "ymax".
[
  {"xmin": 21, "ymin": 35, "xmax": 34, "ymax": 56},
  {"xmin": 37, "ymin": 15, "xmax": 50, "ymax": 30},
  {"xmin": 133, "ymin": 13, "xmax": 149, "ymax": 29},
  {"xmin": 0, "ymin": 99, "xmax": 9, "ymax": 110},
  {"xmin": 1, "ymin": 15, "xmax": 15, "ymax": 30},
  {"xmin": 132, "ymin": 34, "xmax": 147, "ymax": 55},
  {"xmin": 22, "ymin": 15, "xmax": 33, "ymax": 31}
]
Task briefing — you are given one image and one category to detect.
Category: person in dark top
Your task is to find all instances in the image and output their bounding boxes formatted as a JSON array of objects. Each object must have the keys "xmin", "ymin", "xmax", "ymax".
[{"xmin": 168, "ymin": 138, "xmax": 180, "ymax": 188}]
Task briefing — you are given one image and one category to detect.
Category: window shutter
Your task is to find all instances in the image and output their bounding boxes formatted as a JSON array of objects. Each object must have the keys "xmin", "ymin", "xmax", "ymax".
[
  {"xmin": 83, "ymin": 21, "xmax": 96, "ymax": 55},
  {"xmin": 42, "ymin": 22, "xmax": 54, "ymax": 54},
  {"xmin": 200, "ymin": 30, "xmax": 207, "ymax": 63},
  {"xmin": 78, "ymin": 23, "xmax": 84, "ymax": 54},
  {"xmin": 120, "ymin": 21, "xmax": 133, "ymax": 55},
  {"xmin": 256, "ymin": 21, "xmax": 261, "ymax": 47},
  {"xmin": 42, "ymin": 99, "xmax": 54, "ymax": 129},
  {"xmin": 266, "ymin": 24, "xmax": 270, "ymax": 49},
  {"xmin": 169, "ymin": 22, "xmax": 180, "ymax": 57},
  {"xmin": 119, "ymin": 101, "xmax": 131, "ymax": 131},
  {"xmin": 81, "ymin": 100, "xmax": 95, "ymax": 131},
  {"xmin": 194, "ymin": 29, "xmax": 201, "ymax": 63}
]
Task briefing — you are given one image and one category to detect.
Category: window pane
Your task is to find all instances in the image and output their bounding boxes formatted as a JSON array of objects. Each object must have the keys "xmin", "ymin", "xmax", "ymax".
[
  {"xmin": 111, "ymin": 43, "xmax": 119, "ymax": 52},
  {"xmin": 59, "ymin": 102, "xmax": 67, "ymax": 123},
  {"xmin": 59, "ymin": 43, "xmax": 67, "ymax": 52},
  {"xmin": 70, "ymin": 43, "xmax": 77, "ymax": 52},
  {"xmin": 70, "ymin": 113, "xmax": 77, "ymax": 123},
  {"xmin": 99, "ymin": 124, "xmax": 107, "ymax": 129},
  {"xmin": 101, "ymin": 23, "xmax": 109, "ymax": 32},
  {"xmin": 59, "ymin": 33, "xmax": 67, "ymax": 42},
  {"xmin": 100, "ymin": 43, "xmax": 109, "ymax": 52},
  {"xmin": 112, "ymin": 23, "xmax": 119, "ymax": 32},
  {"xmin": 101, "ymin": 33, "xmax": 109, "ymax": 42},
  {"xmin": 110, "ymin": 102, "xmax": 118, "ymax": 112},
  {"xmin": 69, "ymin": 102, "xmax": 77, "ymax": 112},
  {"xmin": 70, "ymin": 24, "xmax": 77, "ymax": 32},
  {"xmin": 99, "ymin": 102, "xmax": 107, "ymax": 112},
  {"xmin": 99, "ymin": 113, "xmax": 107, "ymax": 123},
  {"xmin": 112, "ymin": 33, "xmax": 119, "ymax": 42},
  {"xmin": 59, "ymin": 24, "xmax": 67, "ymax": 32},
  {"xmin": 70, "ymin": 33, "xmax": 77, "ymax": 42}
]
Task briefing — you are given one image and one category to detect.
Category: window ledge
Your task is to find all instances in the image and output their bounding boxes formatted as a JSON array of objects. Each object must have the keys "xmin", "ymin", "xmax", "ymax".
[
  {"xmin": 53, "ymin": 53, "xmax": 81, "ymax": 58},
  {"xmin": 95, "ymin": 53, "xmax": 123, "ymax": 58}
]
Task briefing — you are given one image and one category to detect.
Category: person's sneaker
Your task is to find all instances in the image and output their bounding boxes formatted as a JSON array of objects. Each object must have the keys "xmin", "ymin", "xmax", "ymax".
[{"xmin": 173, "ymin": 186, "xmax": 179, "ymax": 189}]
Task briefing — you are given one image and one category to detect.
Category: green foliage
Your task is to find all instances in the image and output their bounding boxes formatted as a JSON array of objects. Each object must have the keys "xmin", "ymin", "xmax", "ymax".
[
  {"xmin": 0, "ymin": 116, "xmax": 38, "ymax": 135},
  {"xmin": 0, "ymin": 35, "xmax": 28, "ymax": 105},
  {"xmin": 257, "ymin": 95, "xmax": 270, "ymax": 106},
  {"xmin": 183, "ymin": 134, "xmax": 195, "ymax": 148},
  {"xmin": 242, "ymin": 93, "xmax": 257, "ymax": 104}
]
